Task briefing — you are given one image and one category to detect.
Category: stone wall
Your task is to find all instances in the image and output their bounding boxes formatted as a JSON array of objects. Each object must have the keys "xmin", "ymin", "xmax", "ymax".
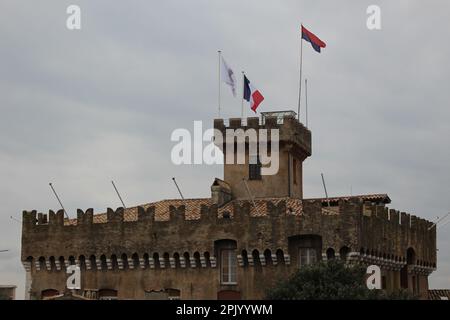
[{"xmin": 21, "ymin": 198, "xmax": 436, "ymax": 299}]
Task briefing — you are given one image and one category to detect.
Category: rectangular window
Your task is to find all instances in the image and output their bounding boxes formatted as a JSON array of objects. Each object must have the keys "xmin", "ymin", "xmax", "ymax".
[
  {"xmin": 293, "ymin": 158, "xmax": 298, "ymax": 185},
  {"xmin": 221, "ymin": 249, "xmax": 237, "ymax": 284},
  {"xmin": 299, "ymin": 248, "xmax": 316, "ymax": 267},
  {"xmin": 249, "ymin": 155, "xmax": 261, "ymax": 180}
]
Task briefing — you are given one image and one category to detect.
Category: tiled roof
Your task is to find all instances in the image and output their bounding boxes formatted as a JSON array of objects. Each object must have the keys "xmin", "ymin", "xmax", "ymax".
[
  {"xmin": 305, "ymin": 194, "xmax": 391, "ymax": 204},
  {"xmin": 65, "ymin": 197, "xmax": 303, "ymax": 226},
  {"xmin": 217, "ymin": 198, "xmax": 303, "ymax": 218},
  {"xmin": 428, "ymin": 289, "xmax": 450, "ymax": 300}
]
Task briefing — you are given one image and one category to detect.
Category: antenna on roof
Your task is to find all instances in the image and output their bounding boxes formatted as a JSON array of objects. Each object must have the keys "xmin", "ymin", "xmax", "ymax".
[
  {"xmin": 49, "ymin": 182, "xmax": 70, "ymax": 219},
  {"xmin": 10, "ymin": 216, "xmax": 21, "ymax": 224},
  {"xmin": 111, "ymin": 180, "xmax": 127, "ymax": 209},
  {"xmin": 172, "ymin": 177, "xmax": 185, "ymax": 200},
  {"xmin": 429, "ymin": 212, "xmax": 450, "ymax": 230},
  {"xmin": 438, "ymin": 215, "xmax": 450, "ymax": 229},
  {"xmin": 321, "ymin": 173, "xmax": 330, "ymax": 207},
  {"xmin": 242, "ymin": 178, "xmax": 260, "ymax": 215}
]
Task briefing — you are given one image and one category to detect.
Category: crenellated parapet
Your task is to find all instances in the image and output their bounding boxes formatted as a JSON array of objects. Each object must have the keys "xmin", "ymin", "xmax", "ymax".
[
  {"xmin": 21, "ymin": 195, "xmax": 436, "ymax": 275},
  {"xmin": 213, "ymin": 114, "xmax": 312, "ymax": 157}
]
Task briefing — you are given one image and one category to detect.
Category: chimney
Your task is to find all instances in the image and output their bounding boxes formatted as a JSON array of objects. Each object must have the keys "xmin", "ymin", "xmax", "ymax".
[{"xmin": 211, "ymin": 178, "xmax": 232, "ymax": 207}]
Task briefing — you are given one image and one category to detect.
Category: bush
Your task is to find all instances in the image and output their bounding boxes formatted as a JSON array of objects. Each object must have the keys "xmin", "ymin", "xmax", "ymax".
[{"xmin": 266, "ymin": 260, "xmax": 416, "ymax": 300}]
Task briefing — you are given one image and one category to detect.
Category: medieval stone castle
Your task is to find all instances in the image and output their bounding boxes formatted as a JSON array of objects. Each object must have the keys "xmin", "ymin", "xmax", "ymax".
[{"xmin": 21, "ymin": 111, "xmax": 436, "ymax": 299}]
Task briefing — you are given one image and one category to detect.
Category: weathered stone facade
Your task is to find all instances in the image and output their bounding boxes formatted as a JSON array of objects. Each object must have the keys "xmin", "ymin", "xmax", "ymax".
[{"xmin": 21, "ymin": 113, "xmax": 437, "ymax": 300}]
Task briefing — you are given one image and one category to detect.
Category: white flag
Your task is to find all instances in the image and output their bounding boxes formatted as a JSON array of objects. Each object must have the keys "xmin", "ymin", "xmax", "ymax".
[{"xmin": 220, "ymin": 56, "xmax": 236, "ymax": 97}]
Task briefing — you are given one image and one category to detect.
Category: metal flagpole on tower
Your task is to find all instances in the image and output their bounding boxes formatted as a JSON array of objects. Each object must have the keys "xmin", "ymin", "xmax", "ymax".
[
  {"xmin": 241, "ymin": 71, "xmax": 245, "ymax": 118},
  {"xmin": 305, "ymin": 78, "xmax": 308, "ymax": 128},
  {"xmin": 297, "ymin": 27, "xmax": 304, "ymax": 121},
  {"xmin": 218, "ymin": 50, "xmax": 222, "ymax": 118}
]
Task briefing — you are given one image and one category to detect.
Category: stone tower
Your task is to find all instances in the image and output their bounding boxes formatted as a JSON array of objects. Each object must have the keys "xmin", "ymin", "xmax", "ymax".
[{"xmin": 214, "ymin": 111, "xmax": 311, "ymax": 200}]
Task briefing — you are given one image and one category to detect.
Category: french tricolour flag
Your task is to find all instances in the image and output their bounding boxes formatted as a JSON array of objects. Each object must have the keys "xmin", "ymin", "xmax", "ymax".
[{"xmin": 243, "ymin": 75, "xmax": 264, "ymax": 113}]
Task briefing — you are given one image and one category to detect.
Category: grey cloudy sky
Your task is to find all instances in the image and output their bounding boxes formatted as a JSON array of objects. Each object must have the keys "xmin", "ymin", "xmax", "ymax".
[{"xmin": 1, "ymin": 1, "xmax": 449, "ymax": 299}]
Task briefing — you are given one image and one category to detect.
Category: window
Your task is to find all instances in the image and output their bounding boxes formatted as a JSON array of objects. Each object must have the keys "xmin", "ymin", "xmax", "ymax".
[
  {"xmin": 326, "ymin": 248, "xmax": 335, "ymax": 260},
  {"xmin": 293, "ymin": 158, "xmax": 298, "ymax": 185},
  {"xmin": 249, "ymin": 155, "xmax": 261, "ymax": 180},
  {"xmin": 299, "ymin": 248, "xmax": 316, "ymax": 267},
  {"xmin": 221, "ymin": 249, "xmax": 237, "ymax": 284}
]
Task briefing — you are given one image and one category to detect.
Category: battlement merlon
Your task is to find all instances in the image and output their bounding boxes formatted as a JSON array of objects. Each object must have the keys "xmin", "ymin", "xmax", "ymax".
[
  {"xmin": 213, "ymin": 113, "xmax": 312, "ymax": 158},
  {"xmin": 310, "ymin": 198, "xmax": 437, "ymax": 265},
  {"xmin": 21, "ymin": 197, "xmax": 436, "ymax": 266}
]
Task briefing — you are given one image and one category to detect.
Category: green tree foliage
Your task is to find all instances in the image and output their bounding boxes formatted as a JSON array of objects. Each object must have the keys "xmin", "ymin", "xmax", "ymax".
[
  {"xmin": 266, "ymin": 260, "xmax": 416, "ymax": 300},
  {"xmin": 0, "ymin": 293, "xmax": 11, "ymax": 300}
]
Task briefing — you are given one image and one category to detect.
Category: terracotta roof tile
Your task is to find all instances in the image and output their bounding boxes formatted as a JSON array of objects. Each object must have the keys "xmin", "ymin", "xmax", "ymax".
[
  {"xmin": 428, "ymin": 289, "xmax": 450, "ymax": 300},
  {"xmin": 305, "ymin": 194, "xmax": 391, "ymax": 204},
  {"xmin": 65, "ymin": 197, "xmax": 303, "ymax": 225}
]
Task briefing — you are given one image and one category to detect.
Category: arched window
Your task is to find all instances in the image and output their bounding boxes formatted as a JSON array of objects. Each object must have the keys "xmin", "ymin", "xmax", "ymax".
[
  {"xmin": 204, "ymin": 252, "xmax": 211, "ymax": 267},
  {"xmin": 89, "ymin": 255, "xmax": 97, "ymax": 270},
  {"xmin": 49, "ymin": 256, "xmax": 56, "ymax": 271},
  {"xmin": 326, "ymin": 248, "xmax": 335, "ymax": 260},
  {"xmin": 68, "ymin": 256, "xmax": 75, "ymax": 265},
  {"xmin": 407, "ymin": 248, "xmax": 416, "ymax": 265},
  {"xmin": 264, "ymin": 249, "xmax": 273, "ymax": 265},
  {"xmin": 121, "ymin": 254, "xmax": 128, "ymax": 269},
  {"xmin": 79, "ymin": 255, "xmax": 86, "ymax": 270},
  {"xmin": 38, "ymin": 256, "xmax": 46, "ymax": 270},
  {"xmin": 339, "ymin": 246, "xmax": 350, "ymax": 260},
  {"xmin": 132, "ymin": 253, "xmax": 139, "ymax": 269},
  {"xmin": 111, "ymin": 255, "xmax": 118, "ymax": 269},
  {"xmin": 193, "ymin": 252, "xmax": 201, "ymax": 268},
  {"xmin": 183, "ymin": 252, "xmax": 190, "ymax": 268},
  {"xmin": 143, "ymin": 253, "xmax": 150, "ymax": 268},
  {"xmin": 174, "ymin": 253, "xmax": 181, "ymax": 268},
  {"xmin": 276, "ymin": 249, "xmax": 285, "ymax": 264},
  {"xmin": 252, "ymin": 250, "xmax": 260, "ymax": 265},
  {"xmin": 153, "ymin": 253, "xmax": 160, "ymax": 269},
  {"xmin": 163, "ymin": 252, "xmax": 170, "ymax": 267},
  {"xmin": 241, "ymin": 250, "xmax": 249, "ymax": 267},
  {"xmin": 100, "ymin": 255, "xmax": 107, "ymax": 270},
  {"xmin": 59, "ymin": 256, "xmax": 65, "ymax": 270}
]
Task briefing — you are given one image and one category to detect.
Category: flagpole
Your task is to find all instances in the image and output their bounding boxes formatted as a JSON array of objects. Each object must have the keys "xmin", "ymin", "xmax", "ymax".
[
  {"xmin": 305, "ymin": 78, "xmax": 308, "ymax": 128},
  {"xmin": 241, "ymin": 71, "xmax": 245, "ymax": 118},
  {"xmin": 218, "ymin": 50, "xmax": 222, "ymax": 118},
  {"xmin": 297, "ymin": 26, "xmax": 303, "ymax": 121}
]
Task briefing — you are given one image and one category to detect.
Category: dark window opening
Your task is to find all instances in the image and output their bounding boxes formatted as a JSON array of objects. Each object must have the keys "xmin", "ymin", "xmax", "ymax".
[
  {"xmin": 326, "ymin": 248, "xmax": 335, "ymax": 260},
  {"xmin": 293, "ymin": 158, "xmax": 298, "ymax": 185},
  {"xmin": 249, "ymin": 155, "xmax": 262, "ymax": 180}
]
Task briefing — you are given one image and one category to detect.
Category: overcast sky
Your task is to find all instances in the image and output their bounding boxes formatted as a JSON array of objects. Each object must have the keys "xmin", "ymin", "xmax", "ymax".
[{"xmin": 1, "ymin": 0, "xmax": 449, "ymax": 299}]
